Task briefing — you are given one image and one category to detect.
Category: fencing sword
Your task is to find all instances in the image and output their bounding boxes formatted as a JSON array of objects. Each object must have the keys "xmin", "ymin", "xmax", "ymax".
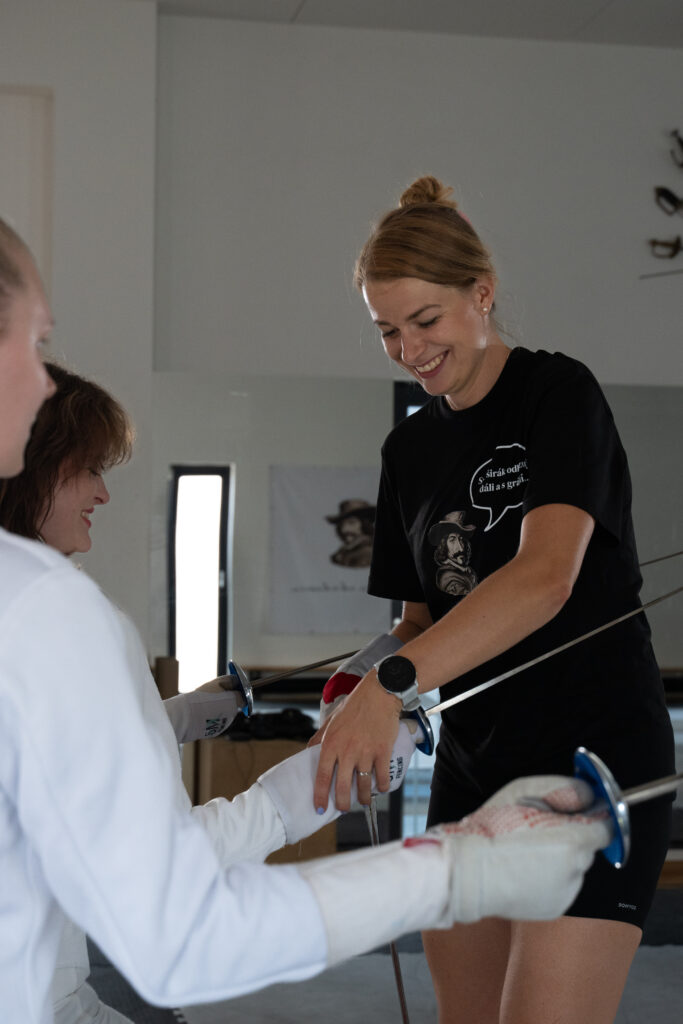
[
  {"xmin": 530, "ymin": 747, "xmax": 683, "ymax": 870},
  {"xmin": 425, "ymin": 583, "xmax": 683, "ymax": 720},
  {"xmin": 363, "ymin": 796, "xmax": 411, "ymax": 1024},
  {"xmin": 218, "ymin": 650, "xmax": 359, "ymax": 716}
]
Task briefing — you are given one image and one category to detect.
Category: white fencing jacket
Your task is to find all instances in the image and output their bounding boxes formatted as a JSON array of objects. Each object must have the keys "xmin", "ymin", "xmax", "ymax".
[{"xmin": 0, "ymin": 530, "xmax": 327, "ymax": 1024}]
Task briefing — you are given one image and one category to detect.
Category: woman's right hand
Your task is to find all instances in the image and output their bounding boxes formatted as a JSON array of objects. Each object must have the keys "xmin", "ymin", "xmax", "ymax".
[{"xmin": 312, "ymin": 667, "xmax": 402, "ymax": 813}]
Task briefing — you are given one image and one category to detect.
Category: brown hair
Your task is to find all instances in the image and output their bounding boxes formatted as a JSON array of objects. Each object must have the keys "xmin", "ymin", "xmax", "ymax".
[
  {"xmin": 0, "ymin": 217, "xmax": 29, "ymax": 335},
  {"xmin": 354, "ymin": 175, "xmax": 495, "ymax": 293},
  {"xmin": 0, "ymin": 363, "xmax": 135, "ymax": 539}
]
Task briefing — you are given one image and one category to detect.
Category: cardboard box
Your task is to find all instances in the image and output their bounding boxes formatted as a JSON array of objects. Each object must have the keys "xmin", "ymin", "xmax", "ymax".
[{"xmin": 195, "ymin": 736, "xmax": 337, "ymax": 864}]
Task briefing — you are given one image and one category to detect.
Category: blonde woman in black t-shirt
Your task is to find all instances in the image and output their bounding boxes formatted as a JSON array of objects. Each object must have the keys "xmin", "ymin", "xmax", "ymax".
[{"xmin": 312, "ymin": 177, "xmax": 675, "ymax": 1024}]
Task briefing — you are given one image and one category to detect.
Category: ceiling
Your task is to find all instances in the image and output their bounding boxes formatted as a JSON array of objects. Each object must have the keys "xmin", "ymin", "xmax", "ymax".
[{"xmin": 156, "ymin": 0, "xmax": 683, "ymax": 49}]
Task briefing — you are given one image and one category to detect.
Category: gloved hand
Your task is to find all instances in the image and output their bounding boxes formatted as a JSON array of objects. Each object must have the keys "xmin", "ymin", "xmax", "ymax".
[
  {"xmin": 299, "ymin": 774, "xmax": 611, "ymax": 966},
  {"xmin": 320, "ymin": 633, "xmax": 402, "ymax": 725},
  {"xmin": 258, "ymin": 718, "xmax": 422, "ymax": 845},
  {"xmin": 412, "ymin": 774, "xmax": 611, "ymax": 924},
  {"xmin": 163, "ymin": 679, "xmax": 246, "ymax": 744}
]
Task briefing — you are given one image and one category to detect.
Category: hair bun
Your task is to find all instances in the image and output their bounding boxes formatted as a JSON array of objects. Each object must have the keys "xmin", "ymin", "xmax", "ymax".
[{"xmin": 398, "ymin": 175, "xmax": 456, "ymax": 210}]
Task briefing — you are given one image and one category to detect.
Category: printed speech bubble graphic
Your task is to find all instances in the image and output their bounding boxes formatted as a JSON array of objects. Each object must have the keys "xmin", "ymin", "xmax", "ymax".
[{"xmin": 470, "ymin": 443, "xmax": 528, "ymax": 531}]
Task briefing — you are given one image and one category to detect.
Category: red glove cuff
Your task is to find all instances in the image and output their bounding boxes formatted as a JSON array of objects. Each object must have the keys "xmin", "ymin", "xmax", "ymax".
[{"xmin": 321, "ymin": 671, "xmax": 361, "ymax": 705}]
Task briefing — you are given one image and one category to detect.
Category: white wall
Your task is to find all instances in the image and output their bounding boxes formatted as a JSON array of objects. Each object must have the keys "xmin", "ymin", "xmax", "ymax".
[
  {"xmin": 605, "ymin": 385, "xmax": 683, "ymax": 668},
  {"xmin": 0, "ymin": 0, "xmax": 157, "ymax": 638},
  {"xmin": 156, "ymin": 16, "xmax": 683, "ymax": 387}
]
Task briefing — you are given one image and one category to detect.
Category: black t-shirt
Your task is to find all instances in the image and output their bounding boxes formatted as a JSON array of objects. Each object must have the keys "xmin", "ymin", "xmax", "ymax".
[{"xmin": 369, "ymin": 347, "xmax": 670, "ymax": 784}]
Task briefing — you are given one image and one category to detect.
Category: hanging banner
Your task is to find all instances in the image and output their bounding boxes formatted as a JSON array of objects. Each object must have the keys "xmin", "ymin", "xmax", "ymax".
[{"xmin": 268, "ymin": 465, "xmax": 391, "ymax": 634}]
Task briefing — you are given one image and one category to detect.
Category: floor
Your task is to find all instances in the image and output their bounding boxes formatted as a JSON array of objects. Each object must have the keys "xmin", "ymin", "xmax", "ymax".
[
  {"xmin": 174, "ymin": 943, "xmax": 683, "ymax": 1024},
  {"xmin": 90, "ymin": 889, "xmax": 683, "ymax": 1024}
]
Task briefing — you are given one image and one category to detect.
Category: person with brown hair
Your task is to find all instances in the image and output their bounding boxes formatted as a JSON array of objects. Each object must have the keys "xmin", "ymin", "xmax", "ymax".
[
  {"xmin": 312, "ymin": 176, "xmax": 675, "ymax": 1023},
  {"xmin": 0, "ymin": 361, "xmax": 132, "ymax": 547},
  {"xmin": 0, "ymin": 362, "xmax": 249, "ymax": 749},
  {"xmin": 0, "ymin": 214, "xmax": 611, "ymax": 1024}
]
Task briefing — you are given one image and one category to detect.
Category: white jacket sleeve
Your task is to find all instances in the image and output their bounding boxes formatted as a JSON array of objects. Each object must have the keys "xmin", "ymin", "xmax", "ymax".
[
  {"xmin": 98, "ymin": 605, "xmax": 298, "ymax": 868},
  {"xmin": 0, "ymin": 564, "xmax": 327, "ymax": 1010}
]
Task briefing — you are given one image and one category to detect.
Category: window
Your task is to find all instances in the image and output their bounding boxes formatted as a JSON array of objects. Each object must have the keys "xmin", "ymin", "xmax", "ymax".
[
  {"xmin": 394, "ymin": 379, "xmax": 428, "ymax": 422},
  {"xmin": 168, "ymin": 466, "xmax": 232, "ymax": 693}
]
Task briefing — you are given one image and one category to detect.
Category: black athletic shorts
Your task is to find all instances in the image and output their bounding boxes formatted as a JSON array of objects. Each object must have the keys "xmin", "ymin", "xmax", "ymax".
[{"xmin": 427, "ymin": 734, "xmax": 673, "ymax": 931}]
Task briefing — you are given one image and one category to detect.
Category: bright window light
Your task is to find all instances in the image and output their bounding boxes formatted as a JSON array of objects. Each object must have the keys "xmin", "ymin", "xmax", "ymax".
[{"xmin": 175, "ymin": 475, "xmax": 222, "ymax": 693}]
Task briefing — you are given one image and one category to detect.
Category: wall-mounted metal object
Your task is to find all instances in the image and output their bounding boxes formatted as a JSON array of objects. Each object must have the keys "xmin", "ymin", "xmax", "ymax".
[
  {"xmin": 649, "ymin": 235, "xmax": 682, "ymax": 258},
  {"xmin": 654, "ymin": 185, "xmax": 683, "ymax": 214},
  {"xmin": 670, "ymin": 129, "xmax": 683, "ymax": 169}
]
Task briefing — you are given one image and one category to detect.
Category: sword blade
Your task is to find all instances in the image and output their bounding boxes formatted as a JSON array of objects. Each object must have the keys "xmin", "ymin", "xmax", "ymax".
[
  {"xmin": 426, "ymin": 584, "xmax": 683, "ymax": 718},
  {"xmin": 623, "ymin": 771, "xmax": 683, "ymax": 807},
  {"xmin": 639, "ymin": 548, "xmax": 683, "ymax": 567},
  {"xmin": 249, "ymin": 650, "xmax": 359, "ymax": 690}
]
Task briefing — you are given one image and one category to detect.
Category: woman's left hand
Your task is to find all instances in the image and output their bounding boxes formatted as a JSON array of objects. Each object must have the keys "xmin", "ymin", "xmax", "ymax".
[{"xmin": 311, "ymin": 670, "xmax": 402, "ymax": 812}]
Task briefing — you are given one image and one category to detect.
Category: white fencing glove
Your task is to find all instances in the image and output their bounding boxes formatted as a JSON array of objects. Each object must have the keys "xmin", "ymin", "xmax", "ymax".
[
  {"xmin": 299, "ymin": 775, "xmax": 611, "ymax": 966},
  {"xmin": 320, "ymin": 633, "xmax": 402, "ymax": 725},
  {"xmin": 194, "ymin": 723, "xmax": 420, "ymax": 867},
  {"xmin": 163, "ymin": 679, "xmax": 246, "ymax": 744},
  {"xmin": 257, "ymin": 719, "xmax": 421, "ymax": 846},
  {"xmin": 417, "ymin": 774, "xmax": 611, "ymax": 924}
]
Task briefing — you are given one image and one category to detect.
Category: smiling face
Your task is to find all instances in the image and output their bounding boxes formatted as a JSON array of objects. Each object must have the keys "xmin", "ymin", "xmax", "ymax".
[
  {"xmin": 39, "ymin": 465, "xmax": 110, "ymax": 555},
  {"xmin": 363, "ymin": 276, "xmax": 508, "ymax": 410},
  {"xmin": 0, "ymin": 250, "xmax": 55, "ymax": 476}
]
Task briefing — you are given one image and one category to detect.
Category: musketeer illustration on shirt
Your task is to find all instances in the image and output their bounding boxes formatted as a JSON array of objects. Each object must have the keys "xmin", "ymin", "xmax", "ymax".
[{"xmin": 428, "ymin": 511, "xmax": 478, "ymax": 597}]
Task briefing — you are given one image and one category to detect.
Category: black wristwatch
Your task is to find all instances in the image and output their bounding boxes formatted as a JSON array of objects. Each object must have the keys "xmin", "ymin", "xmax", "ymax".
[{"xmin": 375, "ymin": 654, "xmax": 421, "ymax": 712}]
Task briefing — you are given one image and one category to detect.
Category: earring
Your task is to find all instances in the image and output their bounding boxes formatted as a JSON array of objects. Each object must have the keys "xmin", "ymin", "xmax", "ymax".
[{"xmin": 481, "ymin": 306, "xmax": 489, "ymax": 315}]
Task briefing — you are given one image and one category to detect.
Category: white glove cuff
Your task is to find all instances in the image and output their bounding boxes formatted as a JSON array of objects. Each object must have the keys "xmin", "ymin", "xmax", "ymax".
[
  {"xmin": 164, "ymin": 690, "xmax": 244, "ymax": 744},
  {"xmin": 298, "ymin": 839, "xmax": 448, "ymax": 966},
  {"xmin": 339, "ymin": 633, "xmax": 402, "ymax": 679},
  {"xmin": 258, "ymin": 745, "xmax": 341, "ymax": 846},
  {"xmin": 443, "ymin": 833, "xmax": 483, "ymax": 924}
]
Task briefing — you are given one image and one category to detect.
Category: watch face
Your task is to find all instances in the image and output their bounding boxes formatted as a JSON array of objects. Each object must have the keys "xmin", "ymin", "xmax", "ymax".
[{"xmin": 378, "ymin": 655, "xmax": 415, "ymax": 694}]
